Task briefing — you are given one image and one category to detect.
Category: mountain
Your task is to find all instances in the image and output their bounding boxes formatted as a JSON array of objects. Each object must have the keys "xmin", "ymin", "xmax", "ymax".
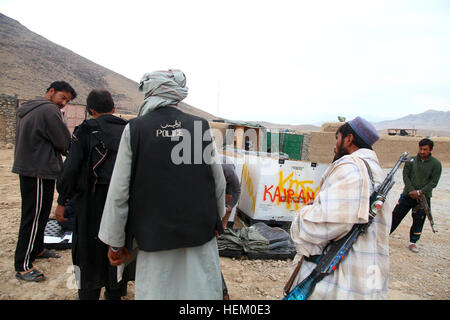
[
  {"xmin": 256, "ymin": 110, "xmax": 450, "ymax": 136},
  {"xmin": 374, "ymin": 110, "xmax": 450, "ymax": 136},
  {"xmin": 0, "ymin": 12, "xmax": 221, "ymax": 120},
  {"xmin": 1, "ymin": 13, "xmax": 448, "ymax": 132},
  {"xmin": 0, "ymin": 13, "xmax": 140, "ymax": 113}
]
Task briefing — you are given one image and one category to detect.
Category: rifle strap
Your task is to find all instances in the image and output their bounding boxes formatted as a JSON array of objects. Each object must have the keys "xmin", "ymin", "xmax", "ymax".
[
  {"xmin": 304, "ymin": 254, "xmax": 321, "ymax": 263},
  {"xmin": 284, "ymin": 158, "xmax": 376, "ymax": 296},
  {"xmin": 412, "ymin": 157, "xmax": 430, "ymax": 202},
  {"xmin": 361, "ymin": 159, "xmax": 375, "ymax": 191},
  {"xmin": 413, "ymin": 156, "xmax": 421, "ymax": 188},
  {"xmin": 283, "ymin": 256, "xmax": 304, "ymax": 295}
]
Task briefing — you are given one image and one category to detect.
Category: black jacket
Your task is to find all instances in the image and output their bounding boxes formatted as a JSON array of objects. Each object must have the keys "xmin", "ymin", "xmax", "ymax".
[
  {"xmin": 12, "ymin": 97, "xmax": 71, "ymax": 180},
  {"xmin": 222, "ymin": 161, "xmax": 241, "ymax": 208},
  {"xmin": 57, "ymin": 115, "xmax": 128, "ymax": 203},
  {"xmin": 56, "ymin": 114, "xmax": 133, "ymax": 290}
]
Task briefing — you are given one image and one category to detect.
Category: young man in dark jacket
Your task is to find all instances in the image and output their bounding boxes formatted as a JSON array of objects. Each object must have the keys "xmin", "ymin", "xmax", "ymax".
[
  {"xmin": 221, "ymin": 157, "xmax": 241, "ymax": 229},
  {"xmin": 55, "ymin": 89, "xmax": 131, "ymax": 300},
  {"xmin": 390, "ymin": 138, "xmax": 442, "ymax": 253},
  {"xmin": 12, "ymin": 81, "xmax": 76, "ymax": 282}
]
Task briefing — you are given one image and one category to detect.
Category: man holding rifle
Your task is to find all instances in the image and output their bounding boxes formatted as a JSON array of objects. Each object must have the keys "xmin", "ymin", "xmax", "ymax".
[
  {"xmin": 390, "ymin": 138, "xmax": 442, "ymax": 253},
  {"xmin": 286, "ymin": 117, "xmax": 395, "ymax": 299}
]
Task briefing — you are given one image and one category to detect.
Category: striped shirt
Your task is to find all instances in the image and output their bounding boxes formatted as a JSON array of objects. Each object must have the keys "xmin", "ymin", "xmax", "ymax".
[{"xmin": 288, "ymin": 149, "xmax": 394, "ymax": 299}]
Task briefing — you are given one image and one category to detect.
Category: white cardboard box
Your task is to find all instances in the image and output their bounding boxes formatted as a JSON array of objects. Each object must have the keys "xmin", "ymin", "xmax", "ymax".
[{"xmin": 236, "ymin": 154, "xmax": 329, "ymax": 223}]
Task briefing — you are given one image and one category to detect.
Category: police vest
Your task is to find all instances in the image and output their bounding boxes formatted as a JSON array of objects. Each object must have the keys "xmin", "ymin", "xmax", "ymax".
[{"xmin": 128, "ymin": 106, "xmax": 221, "ymax": 252}]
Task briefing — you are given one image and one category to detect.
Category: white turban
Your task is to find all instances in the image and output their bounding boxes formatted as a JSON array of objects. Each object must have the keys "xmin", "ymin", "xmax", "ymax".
[{"xmin": 137, "ymin": 69, "xmax": 189, "ymax": 116}]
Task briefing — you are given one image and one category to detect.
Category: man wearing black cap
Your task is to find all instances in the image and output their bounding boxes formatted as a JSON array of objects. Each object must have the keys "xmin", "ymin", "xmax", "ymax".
[{"xmin": 287, "ymin": 117, "xmax": 394, "ymax": 299}]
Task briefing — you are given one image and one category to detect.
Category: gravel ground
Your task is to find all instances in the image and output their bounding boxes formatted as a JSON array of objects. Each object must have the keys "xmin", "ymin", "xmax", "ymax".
[{"xmin": 0, "ymin": 148, "xmax": 448, "ymax": 300}]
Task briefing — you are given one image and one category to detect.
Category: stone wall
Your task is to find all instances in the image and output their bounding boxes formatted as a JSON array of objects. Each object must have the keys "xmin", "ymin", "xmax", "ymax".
[
  {"xmin": 308, "ymin": 130, "xmax": 450, "ymax": 167},
  {"xmin": 308, "ymin": 131, "xmax": 336, "ymax": 164},
  {"xmin": 0, "ymin": 94, "xmax": 18, "ymax": 147},
  {"xmin": 62, "ymin": 104, "xmax": 87, "ymax": 134},
  {"xmin": 0, "ymin": 94, "xmax": 88, "ymax": 147},
  {"xmin": 300, "ymin": 132, "xmax": 311, "ymax": 161},
  {"xmin": 374, "ymin": 135, "xmax": 450, "ymax": 167}
]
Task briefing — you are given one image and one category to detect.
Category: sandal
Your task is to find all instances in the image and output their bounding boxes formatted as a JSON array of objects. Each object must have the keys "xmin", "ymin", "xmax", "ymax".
[
  {"xmin": 36, "ymin": 248, "xmax": 61, "ymax": 259},
  {"xmin": 15, "ymin": 269, "xmax": 46, "ymax": 282}
]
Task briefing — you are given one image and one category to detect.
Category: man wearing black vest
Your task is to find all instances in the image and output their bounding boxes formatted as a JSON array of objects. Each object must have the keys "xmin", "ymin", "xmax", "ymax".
[
  {"xmin": 99, "ymin": 70, "xmax": 226, "ymax": 300},
  {"xmin": 55, "ymin": 89, "xmax": 132, "ymax": 300}
]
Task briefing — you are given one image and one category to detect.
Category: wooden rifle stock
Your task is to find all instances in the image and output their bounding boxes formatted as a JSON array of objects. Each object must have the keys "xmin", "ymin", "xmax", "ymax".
[{"xmin": 416, "ymin": 194, "xmax": 437, "ymax": 233}]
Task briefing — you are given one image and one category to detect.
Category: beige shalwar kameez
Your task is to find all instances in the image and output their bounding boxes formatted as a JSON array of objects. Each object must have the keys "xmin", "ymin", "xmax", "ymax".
[
  {"xmin": 288, "ymin": 149, "xmax": 394, "ymax": 299},
  {"xmin": 98, "ymin": 124, "xmax": 226, "ymax": 300}
]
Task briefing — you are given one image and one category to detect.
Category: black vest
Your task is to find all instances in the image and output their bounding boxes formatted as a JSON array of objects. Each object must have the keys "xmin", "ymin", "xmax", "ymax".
[{"xmin": 128, "ymin": 106, "xmax": 220, "ymax": 252}]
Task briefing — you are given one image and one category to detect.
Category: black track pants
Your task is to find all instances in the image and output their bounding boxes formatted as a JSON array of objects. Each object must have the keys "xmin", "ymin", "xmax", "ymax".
[
  {"xmin": 14, "ymin": 176, "xmax": 55, "ymax": 272},
  {"xmin": 390, "ymin": 194, "xmax": 429, "ymax": 243},
  {"xmin": 78, "ymin": 281, "xmax": 128, "ymax": 300}
]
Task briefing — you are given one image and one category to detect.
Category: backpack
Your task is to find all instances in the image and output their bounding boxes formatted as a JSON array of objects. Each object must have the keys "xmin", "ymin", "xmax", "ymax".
[{"xmin": 79, "ymin": 118, "xmax": 125, "ymax": 192}]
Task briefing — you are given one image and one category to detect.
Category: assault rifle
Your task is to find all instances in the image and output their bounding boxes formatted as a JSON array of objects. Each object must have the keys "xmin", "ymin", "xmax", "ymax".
[
  {"xmin": 414, "ymin": 194, "xmax": 437, "ymax": 233},
  {"xmin": 283, "ymin": 152, "xmax": 411, "ymax": 300}
]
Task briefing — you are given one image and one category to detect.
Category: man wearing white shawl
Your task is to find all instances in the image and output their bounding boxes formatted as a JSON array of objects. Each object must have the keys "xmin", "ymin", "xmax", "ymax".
[
  {"xmin": 98, "ymin": 70, "xmax": 226, "ymax": 299},
  {"xmin": 286, "ymin": 117, "xmax": 394, "ymax": 299}
]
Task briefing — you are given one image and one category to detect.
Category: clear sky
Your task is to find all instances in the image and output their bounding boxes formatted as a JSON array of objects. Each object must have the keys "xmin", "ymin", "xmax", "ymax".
[{"xmin": 1, "ymin": 0, "xmax": 449, "ymax": 124}]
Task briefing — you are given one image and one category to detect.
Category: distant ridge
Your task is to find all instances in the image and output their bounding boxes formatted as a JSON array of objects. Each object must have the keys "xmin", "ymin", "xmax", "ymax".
[{"xmin": 374, "ymin": 109, "xmax": 450, "ymax": 136}]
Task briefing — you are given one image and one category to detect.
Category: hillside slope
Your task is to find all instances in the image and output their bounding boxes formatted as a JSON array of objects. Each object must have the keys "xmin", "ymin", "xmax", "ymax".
[{"xmin": 0, "ymin": 12, "xmax": 222, "ymax": 120}]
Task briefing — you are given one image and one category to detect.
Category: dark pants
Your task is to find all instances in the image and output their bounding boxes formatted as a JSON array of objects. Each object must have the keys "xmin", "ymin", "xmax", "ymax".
[
  {"xmin": 390, "ymin": 194, "xmax": 430, "ymax": 243},
  {"xmin": 57, "ymin": 198, "xmax": 76, "ymax": 231},
  {"xmin": 78, "ymin": 281, "xmax": 127, "ymax": 300},
  {"xmin": 14, "ymin": 176, "xmax": 55, "ymax": 272}
]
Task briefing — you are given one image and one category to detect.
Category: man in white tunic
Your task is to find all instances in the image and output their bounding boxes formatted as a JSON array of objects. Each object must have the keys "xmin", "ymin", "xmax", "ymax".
[
  {"xmin": 287, "ymin": 117, "xmax": 394, "ymax": 299},
  {"xmin": 98, "ymin": 70, "xmax": 226, "ymax": 300}
]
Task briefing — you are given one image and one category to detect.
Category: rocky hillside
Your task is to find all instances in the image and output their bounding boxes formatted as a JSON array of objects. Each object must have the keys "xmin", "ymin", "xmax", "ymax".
[
  {"xmin": 0, "ymin": 12, "xmax": 221, "ymax": 120},
  {"xmin": 1, "ymin": 12, "xmax": 448, "ymax": 130},
  {"xmin": 0, "ymin": 13, "xmax": 145, "ymax": 113}
]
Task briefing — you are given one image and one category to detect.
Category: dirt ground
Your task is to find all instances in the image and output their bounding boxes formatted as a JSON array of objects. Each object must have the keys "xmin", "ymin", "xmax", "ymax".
[{"xmin": 0, "ymin": 148, "xmax": 448, "ymax": 300}]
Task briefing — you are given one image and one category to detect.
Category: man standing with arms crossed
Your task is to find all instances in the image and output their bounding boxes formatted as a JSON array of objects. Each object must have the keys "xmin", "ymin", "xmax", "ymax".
[
  {"xmin": 12, "ymin": 81, "xmax": 76, "ymax": 282},
  {"xmin": 390, "ymin": 138, "xmax": 442, "ymax": 253}
]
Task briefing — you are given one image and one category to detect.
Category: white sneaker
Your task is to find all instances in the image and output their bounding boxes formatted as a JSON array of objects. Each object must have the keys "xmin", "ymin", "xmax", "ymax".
[{"xmin": 408, "ymin": 243, "xmax": 419, "ymax": 253}]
